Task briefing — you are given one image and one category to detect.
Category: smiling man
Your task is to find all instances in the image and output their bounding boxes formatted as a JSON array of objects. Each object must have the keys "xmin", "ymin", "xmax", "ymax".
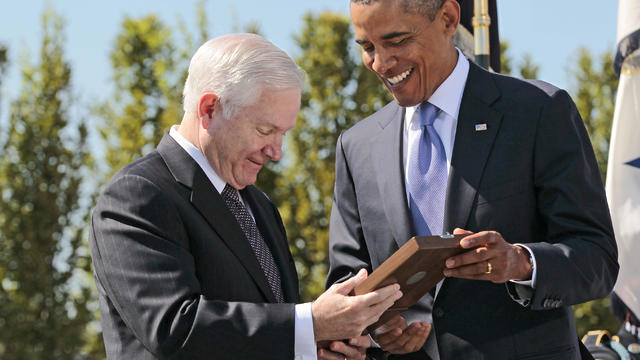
[
  {"xmin": 326, "ymin": 0, "xmax": 619, "ymax": 359},
  {"xmin": 89, "ymin": 33, "xmax": 403, "ymax": 360}
]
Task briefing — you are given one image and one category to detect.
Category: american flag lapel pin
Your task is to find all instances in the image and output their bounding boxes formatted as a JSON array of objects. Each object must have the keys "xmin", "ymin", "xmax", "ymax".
[{"xmin": 475, "ymin": 123, "xmax": 487, "ymax": 131}]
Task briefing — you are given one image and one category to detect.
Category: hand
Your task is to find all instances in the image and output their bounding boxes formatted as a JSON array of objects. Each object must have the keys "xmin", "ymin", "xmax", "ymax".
[
  {"xmin": 443, "ymin": 228, "xmax": 533, "ymax": 283},
  {"xmin": 312, "ymin": 268, "xmax": 403, "ymax": 341},
  {"xmin": 372, "ymin": 315, "xmax": 430, "ymax": 354},
  {"xmin": 317, "ymin": 336, "xmax": 370, "ymax": 360}
]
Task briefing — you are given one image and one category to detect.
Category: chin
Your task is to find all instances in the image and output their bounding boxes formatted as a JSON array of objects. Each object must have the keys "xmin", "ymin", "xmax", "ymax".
[{"xmin": 392, "ymin": 95, "xmax": 421, "ymax": 108}]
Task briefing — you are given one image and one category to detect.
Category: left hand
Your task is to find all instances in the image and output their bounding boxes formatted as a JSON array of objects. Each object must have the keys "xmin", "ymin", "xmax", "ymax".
[
  {"xmin": 443, "ymin": 228, "xmax": 533, "ymax": 283},
  {"xmin": 317, "ymin": 335, "xmax": 370, "ymax": 360},
  {"xmin": 372, "ymin": 315, "xmax": 430, "ymax": 354}
]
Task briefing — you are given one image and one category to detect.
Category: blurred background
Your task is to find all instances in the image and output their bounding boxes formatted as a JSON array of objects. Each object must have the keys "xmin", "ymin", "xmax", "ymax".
[{"xmin": 0, "ymin": 0, "xmax": 622, "ymax": 358}]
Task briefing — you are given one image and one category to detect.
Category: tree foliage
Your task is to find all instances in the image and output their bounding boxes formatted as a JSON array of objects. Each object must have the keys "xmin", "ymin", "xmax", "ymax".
[
  {"xmin": 571, "ymin": 47, "xmax": 617, "ymax": 182},
  {"xmin": 267, "ymin": 12, "xmax": 391, "ymax": 301},
  {"xmin": 0, "ymin": 10, "xmax": 94, "ymax": 359},
  {"xmin": 569, "ymin": 47, "xmax": 619, "ymax": 337},
  {"xmin": 0, "ymin": 44, "xmax": 7, "ymax": 88},
  {"xmin": 499, "ymin": 40, "xmax": 539, "ymax": 79},
  {"xmin": 96, "ymin": 15, "xmax": 180, "ymax": 176}
]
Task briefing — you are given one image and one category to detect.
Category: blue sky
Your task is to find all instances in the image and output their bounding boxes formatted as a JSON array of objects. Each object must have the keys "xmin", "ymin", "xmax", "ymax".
[{"xmin": 0, "ymin": 0, "xmax": 618, "ymax": 109}]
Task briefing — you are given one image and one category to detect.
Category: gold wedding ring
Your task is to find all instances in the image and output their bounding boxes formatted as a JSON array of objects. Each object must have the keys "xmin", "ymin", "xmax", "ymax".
[{"xmin": 485, "ymin": 262, "xmax": 492, "ymax": 274}]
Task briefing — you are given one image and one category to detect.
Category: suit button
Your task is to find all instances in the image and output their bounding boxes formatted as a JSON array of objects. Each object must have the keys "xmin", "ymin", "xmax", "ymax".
[{"xmin": 434, "ymin": 307, "xmax": 445, "ymax": 318}]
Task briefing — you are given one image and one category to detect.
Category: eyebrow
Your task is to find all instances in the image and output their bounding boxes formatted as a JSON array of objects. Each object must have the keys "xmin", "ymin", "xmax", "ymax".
[
  {"xmin": 355, "ymin": 31, "xmax": 411, "ymax": 45},
  {"xmin": 381, "ymin": 31, "xmax": 411, "ymax": 40}
]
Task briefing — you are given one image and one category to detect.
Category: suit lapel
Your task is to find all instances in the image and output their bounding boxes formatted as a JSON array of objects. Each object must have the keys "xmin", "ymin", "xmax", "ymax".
[
  {"xmin": 157, "ymin": 134, "xmax": 278, "ymax": 303},
  {"xmin": 242, "ymin": 186, "xmax": 299, "ymax": 303},
  {"xmin": 438, "ymin": 63, "xmax": 503, "ymax": 301},
  {"xmin": 371, "ymin": 103, "xmax": 414, "ymax": 249}
]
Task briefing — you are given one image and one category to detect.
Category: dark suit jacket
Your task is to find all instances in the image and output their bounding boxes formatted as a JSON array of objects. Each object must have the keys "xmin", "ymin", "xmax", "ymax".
[
  {"xmin": 90, "ymin": 134, "xmax": 299, "ymax": 359},
  {"xmin": 327, "ymin": 62, "xmax": 618, "ymax": 360}
]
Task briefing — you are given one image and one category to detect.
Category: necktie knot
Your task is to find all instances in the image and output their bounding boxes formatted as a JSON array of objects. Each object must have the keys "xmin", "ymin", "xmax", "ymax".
[
  {"xmin": 222, "ymin": 183, "xmax": 240, "ymax": 203},
  {"xmin": 419, "ymin": 102, "xmax": 439, "ymax": 127}
]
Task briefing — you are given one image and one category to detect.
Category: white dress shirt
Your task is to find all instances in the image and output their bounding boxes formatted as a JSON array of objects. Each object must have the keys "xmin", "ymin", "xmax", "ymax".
[
  {"xmin": 169, "ymin": 127, "xmax": 317, "ymax": 360},
  {"xmin": 400, "ymin": 49, "xmax": 537, "ymax": 300}
]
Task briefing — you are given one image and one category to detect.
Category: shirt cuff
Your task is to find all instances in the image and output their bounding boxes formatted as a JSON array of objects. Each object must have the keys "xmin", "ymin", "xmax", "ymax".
[
  {"xmin": 294, "ymin": 302, "xmax": 317, "ymax": 360},
  {"xmin": 510, "ymin": 244, "xmax": 537, "ymax": 288},
  {"xmin": 506, "ymin": 244, "xmax": 537, "ymax": 307}
]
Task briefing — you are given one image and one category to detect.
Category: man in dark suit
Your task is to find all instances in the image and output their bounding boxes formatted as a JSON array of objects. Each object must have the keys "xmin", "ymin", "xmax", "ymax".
[
  {"xmin": 89, "ymin": 33, "xmax": 403, "ymax": 360},
  {"xmin": 327, "ymin": 1, "xmax": 619, "ymax": 359}
]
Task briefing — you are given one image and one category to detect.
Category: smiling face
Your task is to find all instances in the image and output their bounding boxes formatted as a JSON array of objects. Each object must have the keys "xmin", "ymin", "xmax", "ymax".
[
  {"xmin": 201, "ymin": 87, "xmax": 300, "ymax": 189},
  {"xmin": 351, "ymin": 0, "xmax": 459, "ymax": 107}
]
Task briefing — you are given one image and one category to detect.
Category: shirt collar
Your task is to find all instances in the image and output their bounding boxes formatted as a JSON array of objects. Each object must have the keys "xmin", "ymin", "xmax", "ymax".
[{"xmin": 169, "ymin": 125, "xmax": 226, "ymax": 194}]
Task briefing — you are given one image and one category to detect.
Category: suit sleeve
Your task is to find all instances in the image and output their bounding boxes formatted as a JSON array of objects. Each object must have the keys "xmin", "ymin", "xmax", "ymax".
[
  {"xmin": 327, "ymin": 134, "xmax": 373, "ymax": 287},
  {"xmin": 90, "ymin": 174, "xmax": 294, "ymax": 360},
  {"xmin": 525, "ymin": 89, "xmax": 619, "ymax": 310}
]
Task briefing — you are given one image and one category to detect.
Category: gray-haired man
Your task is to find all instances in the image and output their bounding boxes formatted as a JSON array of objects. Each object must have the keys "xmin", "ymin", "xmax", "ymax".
[{"xmin": 90, "ymin": 33, "xmax": 401, "ymax": 360}]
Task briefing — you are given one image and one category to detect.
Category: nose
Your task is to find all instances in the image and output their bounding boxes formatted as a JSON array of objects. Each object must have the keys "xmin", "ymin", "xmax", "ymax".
[
  {"xmin": 263, "ymin": 136, "xmax": 283, "ymax": 162},
  {"xmin": 371, "ymin": 49, "xmax": 396, "ymax": 74}
]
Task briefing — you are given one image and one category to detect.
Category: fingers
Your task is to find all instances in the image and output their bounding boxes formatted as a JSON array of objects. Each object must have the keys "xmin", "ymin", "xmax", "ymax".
[
  {"xmin": 375, "ymin": 327, "xmax": 403, "ymax": 347},
  {"xmin": 375, "ymin": 314, "xmax": 407, "ymax": 334},
  {"xmin": 400, "ymin": 322, "xmax": 430, "ymax": 352},
  {"xmin": 328, "ymin": 340, "xmax": 367, "ymax": 360},
  {"xmin": 363, "ymin": 287, "xmax": 403, "ymax": 324},
  {"xmin": 333, "ymin": 268, "xmax": 368, "ymax": 295},
  {"xmin": 453, "ymin": 227, "xmax": 473, "ymax": 235},
  {"xmin": 358, "ymin": 283, "xmax": 402, "ymax": 306},
  {"xmin": 376, "ymin": 322, "xmax": 430, "ymax": 354},
  {"xmin": 348, "ymin": 335, "xmax": 371, "ymax": 349},
  {"xmin": 317, "ymin": 347, "xmax": 349, "ymax": 360},
  {"xmin": 444, "ymin": 231, "xmax": 504, "ymax": 276},
  {"xmin": 459, "ymin": 230, "xmax": 501, "ymax": 248},
  {"xmin": 445, "ymin": 246, "xmax": 490, "ymax": 270}
]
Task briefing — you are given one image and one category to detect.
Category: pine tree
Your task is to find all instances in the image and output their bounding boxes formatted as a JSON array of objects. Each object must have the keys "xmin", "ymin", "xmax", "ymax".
[
  {"xmin": 0, "ymin": 10, "xmax": 93, "ymax": 359},
  {"xmin": 97, "ymin": 15, "xmax": 181, "ymax": 176}
]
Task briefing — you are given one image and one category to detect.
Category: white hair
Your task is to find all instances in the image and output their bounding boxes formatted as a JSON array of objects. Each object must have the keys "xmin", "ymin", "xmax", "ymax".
[{"xmin": 183, "ymin": 33, "xmax": 304, "ymax": 119}]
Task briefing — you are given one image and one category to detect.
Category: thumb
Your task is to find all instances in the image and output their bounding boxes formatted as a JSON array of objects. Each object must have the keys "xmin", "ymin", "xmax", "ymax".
[
  {"xmin": 334, "ymin": 268, "xmax": 368, "ymax": 295},
  {"xmin": 453, "ymin": 227, "xmax": 473, "ymax": 235}
]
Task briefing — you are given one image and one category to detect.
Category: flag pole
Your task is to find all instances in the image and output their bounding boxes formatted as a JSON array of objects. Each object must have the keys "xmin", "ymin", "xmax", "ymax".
[{"xmin": 472, "ymin": 0, "xmax": 491, "ymax": 69}]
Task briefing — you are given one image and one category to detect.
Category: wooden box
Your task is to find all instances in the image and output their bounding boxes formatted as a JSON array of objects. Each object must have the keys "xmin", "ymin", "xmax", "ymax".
[{"xmin": 354, "ymin": 234, "xmax": 466, "ymax": 332}]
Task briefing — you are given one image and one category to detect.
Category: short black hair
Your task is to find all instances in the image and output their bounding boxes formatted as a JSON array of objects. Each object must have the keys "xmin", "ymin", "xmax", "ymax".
[{"xmin": 351, "ymin": 0, "xmax": 446, "ymax": 21}]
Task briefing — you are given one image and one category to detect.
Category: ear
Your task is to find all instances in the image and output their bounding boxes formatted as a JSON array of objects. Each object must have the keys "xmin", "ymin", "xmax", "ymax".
[
  {"xmin": 440, "ymin": 0, "xmax": 460, "ymax": 35},
  {"xmin": 198, "ymin": 93, "xmax": 219, "ymax": 129}
]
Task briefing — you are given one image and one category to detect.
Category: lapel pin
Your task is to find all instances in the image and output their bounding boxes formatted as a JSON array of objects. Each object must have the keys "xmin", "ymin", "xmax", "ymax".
[{"xmin": 475, "ymin": 123, "xmax": 487, "ymax": 131}]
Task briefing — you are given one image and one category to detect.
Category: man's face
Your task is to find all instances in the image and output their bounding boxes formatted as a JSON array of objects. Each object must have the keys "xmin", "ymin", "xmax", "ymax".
[
  {"xmin": 202, "ymin": 87, "xmax": 300, "ymax": 189},
  {"xmin": 351, "ymin": 0, "xmax": 457, "ymax": 107}
]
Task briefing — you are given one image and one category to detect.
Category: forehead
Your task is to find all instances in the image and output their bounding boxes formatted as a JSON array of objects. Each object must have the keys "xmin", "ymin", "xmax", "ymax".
[
  {"xmin": 237, "ymin": 88, "xmax": 300, "ymax": 128},
  {"xmin": 351, "ymin": 0, "xmax": 425, "ymax": 39}
]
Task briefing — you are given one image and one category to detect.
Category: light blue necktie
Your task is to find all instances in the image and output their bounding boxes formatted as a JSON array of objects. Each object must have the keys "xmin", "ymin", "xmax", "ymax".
[{"xmin": 408, "ymin": 102, "xmax": 447, "ymax": 236}]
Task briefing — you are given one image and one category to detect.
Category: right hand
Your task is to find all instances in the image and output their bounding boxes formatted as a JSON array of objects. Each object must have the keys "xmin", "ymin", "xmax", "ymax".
[
  {"xmin": 312, "ymin": 268, "xmax": 402, "ymax": 341},
  {"xmin": 372, "ymin": 315, "xmax": 430, "ymax": 354}
]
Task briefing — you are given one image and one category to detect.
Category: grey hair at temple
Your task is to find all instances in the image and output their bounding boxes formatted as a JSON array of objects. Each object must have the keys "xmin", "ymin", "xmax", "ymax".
[{"xmin": 351, "ymin": 0, "xmax": 446, "ymax": 21}]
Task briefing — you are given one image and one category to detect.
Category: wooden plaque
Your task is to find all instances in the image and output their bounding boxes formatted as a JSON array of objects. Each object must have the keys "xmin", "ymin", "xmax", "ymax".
[{"xmin": 353, "ymin": 234, "xmax": 466, "ymax": 332}]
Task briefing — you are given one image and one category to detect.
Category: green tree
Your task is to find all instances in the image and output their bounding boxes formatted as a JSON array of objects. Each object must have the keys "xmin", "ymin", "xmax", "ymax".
[
  {"xmin": 571, "ymin": 47, "xmax": 617, "ymax": 181},
  {"xmin": 570, "ymin": 47, "xmax": 619, "ymax": 337},
  {"xmin": 499, "ymin": 40, "xmax": 513, "ymax": 75},
  {"xmin": 500, "ymin": 40, "xmax": 539, "ymax": 79},
  {"xmin": 0, "ymin": 44, "xmax": 7, "ymax": 87},
  {"xmin": 98, "ymin": 4, "xmax": 213, "ymax": 179},
  {"xmin": 518, "ymin": 53, "xmax": 539, "ymax": 80},
  {"xmin": 0, "ymin": 44, "xmax": 7, "ymax": 123},
  {"xmin": 0, "ymin": 10, "xmax": 94, "ymax": 359},
  {"xmin": 97, "ymin": 15, "xmax": 178, "ymax": 175},
  {"xmin": 270, "ymin": 12, "xmax": 390, "ymax": 301}
]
